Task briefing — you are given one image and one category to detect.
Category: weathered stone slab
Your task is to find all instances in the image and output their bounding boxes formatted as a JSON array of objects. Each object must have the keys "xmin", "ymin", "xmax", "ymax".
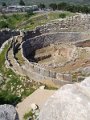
[{"xmin": 39, "ymin": 77, "xmax": 90, "ymax": 120}]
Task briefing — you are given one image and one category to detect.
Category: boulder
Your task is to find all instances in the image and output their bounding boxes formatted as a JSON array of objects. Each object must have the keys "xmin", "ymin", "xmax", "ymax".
[
  {"xmin": 39, "ymin": 86, "xmax": 45, "ymax": 90},
  {"xmin": 0, "ymin": 104, "xmax": 19, "ymax": 120},
  {"xmin": 31, "ymin": 103, "xmax": 38, "ymax": 110},
  {"xmin": 39, "ymin": 77, "xmax": 90, "ymax": 120}
]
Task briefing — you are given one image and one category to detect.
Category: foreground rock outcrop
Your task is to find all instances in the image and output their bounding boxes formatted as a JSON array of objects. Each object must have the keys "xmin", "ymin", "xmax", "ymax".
[
  {"xmin": 39, "ymin": 77, "xmax": 90, "ymax": 120},
  {"xmin": 0, "ymin": 104, "xmax": 19, "ymax": 120}
]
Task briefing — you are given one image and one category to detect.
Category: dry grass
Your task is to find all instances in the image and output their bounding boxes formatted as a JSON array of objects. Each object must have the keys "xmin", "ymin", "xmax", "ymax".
[{"xmin": 15, "ymin": 50, "xmax": 25, "ymax": 65}]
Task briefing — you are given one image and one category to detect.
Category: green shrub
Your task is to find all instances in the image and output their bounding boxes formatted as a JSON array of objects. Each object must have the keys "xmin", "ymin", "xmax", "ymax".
[
  {"xmin": 0, "ymin": 20, "xmax": 9, "ymax": 28},
  {"xmin": 24, "ymin": 110, "xmax": 33, "ymax": 120},
  {"xmin": 59, "ymin": 13, "xmax": 66, "ymax": 18},
  {"xmin": 12, "ymin": 14, "xmax": 20, "ymax": 20},
  {"xmin": 0, "ymin": 90, "xmax": 21, "ymax": 106}
]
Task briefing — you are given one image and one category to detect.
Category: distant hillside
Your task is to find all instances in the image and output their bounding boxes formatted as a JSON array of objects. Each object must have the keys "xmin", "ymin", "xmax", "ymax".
[{"xmin": 0, "ymin": 0, "xmax": 90, "ymax": 6}]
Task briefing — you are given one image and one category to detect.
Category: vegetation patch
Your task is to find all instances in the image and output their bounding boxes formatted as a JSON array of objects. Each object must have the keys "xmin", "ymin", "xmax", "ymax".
[
  {"xmin": 21, "ymin": 11, "xmax": 74, "ymax": 30},
  {"xmin": 0, "ymin": 12, "xmax": 35, "ymax": 29},
  {"xmin": 24, "ymin": 110, "xmax": 34, "ymax": 120},
  {"xmin": 23, "ymin": 107, "xmax": 40, "ymax": 120},
  {"xmin": 0, "ymin": 11, "xmax": 74, "ymax": 30},
  {"xmin": 0, "ymin": 43, "xmax": 41, "ymax": 106},
  {"xmin": 59, "ymin": 13, "xmax": 66, "ymax": 18},
  {"xmin": 15, "ymin": 49, "xmax": 25, "ymax": 65}
]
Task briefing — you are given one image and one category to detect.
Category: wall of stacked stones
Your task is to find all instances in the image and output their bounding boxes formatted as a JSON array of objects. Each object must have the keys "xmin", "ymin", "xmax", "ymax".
[
  {"xmin": 5, "ymin": 38, "xmax": 14, "ymax": 66},
  {"xmin": 21, "ymin": 54, "xmax": 72, "ymax": 86},
  {"xmin": 0, "ymin": 30, "xmax": 20, "ymax": 74},
  {"xmin": 23, "ymin": 14, "xmax": 90, "ymax": 40},
  {"xmin": 37, "ymin": 14, "xmax": 90, "ymax": 33},
  {"xmin": 0, "ymin": 29, "xmax": 20, "ymax": 48},
  {"xmin": 23, "ymin": 29, "xmax": 41, "ymax": 41},
  {"xmin": 22, "ymin": 14, "xmax": 90, "ymax": 43},
  {"xmin": 5, "ymin": 36, "xmax": 24, "ymax": 76},
  {"xmin": 22, "ymin": 32, "xmax": 90, "ymax": 58},
  {"xmin": 22, "ymin": 32, "xmax": 90, "ymax": 84}
]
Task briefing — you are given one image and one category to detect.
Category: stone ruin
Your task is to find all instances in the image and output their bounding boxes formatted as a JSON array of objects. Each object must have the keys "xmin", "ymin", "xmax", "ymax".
[
  {"xmin": 1, "ymin": 13, "xmax": 90, "ymax": 87},
  {"xmin": 0, "ymin": 13, "xmax": 90, "ymax": 120}
]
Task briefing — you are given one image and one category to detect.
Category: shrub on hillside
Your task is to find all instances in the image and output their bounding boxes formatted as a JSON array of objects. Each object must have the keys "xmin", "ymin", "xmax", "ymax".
[
  {"xmin": 59, "ymin": 13, "xmax": 66, "ymax": 18},
  {"xmin": 0, "ymin": 90, "xmax": 21, "ymax": 106},
  {"xmin": 0, "ymin": 20, "xmax": 9, "ymax": 28},
  {"xmin": 49, "ymin": 3, "xmax": 57, "ymax": 11}
]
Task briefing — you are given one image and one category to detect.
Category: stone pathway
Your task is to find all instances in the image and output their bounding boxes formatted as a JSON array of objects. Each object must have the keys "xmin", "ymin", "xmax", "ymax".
[{"xmin": 16, "ymin": 88, "xmax": 56, "ymax": 120}]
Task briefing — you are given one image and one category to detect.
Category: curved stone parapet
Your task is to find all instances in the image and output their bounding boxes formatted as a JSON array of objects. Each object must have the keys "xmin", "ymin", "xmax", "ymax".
[
  {"xmin": 0, "ymin": 29, "xmax": 20, "ymax": 47},
  {"xmin": 5, "ymin": 36, "xmax": 25, "ymax": 76},
  {"xmin": 22, "ymin": 32, "xmax": 90, "ymax": 58},
  {"xmin": 23, "ymin": 14, "xmax": 90, "ymax": 40},
  {"xmin": 37, "ymin": 14, "xmax": 90, "ymax": 33},
  {"xmin": 21, "ymin": 30, "xmax": 90, "ymax": 86}
]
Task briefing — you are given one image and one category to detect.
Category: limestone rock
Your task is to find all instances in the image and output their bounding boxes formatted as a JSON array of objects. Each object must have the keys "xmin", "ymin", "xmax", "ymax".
[
  {"xmin": 0, "ymin": 104, "xmax": 19, "ymax": 120},
  {"xmin": 31, "ymin": 103, "xmax": 38, "ymax": 110},
  {"xmin": 39, "ymin": 86, "xmax": 45, "ymax": 90},
  {"xmin": 39, "ymin": 77, "xmax": 90, "ymax": 120},
  {"xmin": 81, "ymin": 66, "xmax": 90, "ymax": 75}
]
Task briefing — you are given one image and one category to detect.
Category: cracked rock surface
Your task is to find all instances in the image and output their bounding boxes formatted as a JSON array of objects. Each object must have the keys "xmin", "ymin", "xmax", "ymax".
[
  {"xmin": 39, "ymin": 77, "xmax": 90, "ymax": 120},
  {"xmin": 0, "ymin": 104, "xmax": 19, "ymax": 120}
]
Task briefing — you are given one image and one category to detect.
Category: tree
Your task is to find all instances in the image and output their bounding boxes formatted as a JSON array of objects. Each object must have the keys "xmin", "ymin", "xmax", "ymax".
[
  {"xmin": 57, "ymin": 2, "xmax": 68, "ymax": 10},
  {"xmin": 38, "ymin": 3, "xmax": 45, "ymax": 10},
  {"xmin": 66, "ymin": 5, "xmax": 75, "ymax": 12},
  {"xmin": 81, "ymin": 5, "xmax": 90, "ymax": 14},
  {"xmin": 2, "ymin": 2, "xmax": 7, "ymax": 7},
  {"xmin": 19, "ymin": 0, "xmax": 25, "ymax": 6},
  {"xmin": 49, "ymin": 3, "xmax": 57, "ymax": 11}
]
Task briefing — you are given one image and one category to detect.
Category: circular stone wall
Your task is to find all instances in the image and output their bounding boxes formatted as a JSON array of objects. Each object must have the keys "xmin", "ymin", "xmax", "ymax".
[{"xmin": 22, "ymin": 32, "xmax": 90, "ymax": 86}]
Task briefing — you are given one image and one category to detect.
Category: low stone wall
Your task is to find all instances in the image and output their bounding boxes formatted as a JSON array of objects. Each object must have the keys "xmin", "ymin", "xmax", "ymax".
[
  {"xmin": 23, "ymin": 29, "xmax": 41, "ymax": 41},
  {"xmin": 21, "ymin": 31, "xmax": 90, "ymax": 86},
  {"xmin": 23, "ymin": 14, "xmax": 90, "ymax": 40},
  {"xmin": 21, "ymin": 61, "xmax": 72, "ymax": 86},
  {"xmin": 5, "ymin": 38, "xmax": 13, "ymax": 66},
  {"xmin": 0, "ymin": 37, "xmax": 11, "ymax": 54},
  {"xmin": 0, "ymin": 29, "xmax": 20, "ymax": 48},
  {"xmin": 5, "ymin": 37, "xmax": 25, "ymax": 76},
  {"xmin": 37, "ymin": 14, "xmax": 90, "ymax": 34},
  {"xmin": 21, "ymin": 44, "xmax": 72, "ymax": 86},
  {"xmin": 22, "ymin": 32, "xmax": 90, "ymax": 58}
]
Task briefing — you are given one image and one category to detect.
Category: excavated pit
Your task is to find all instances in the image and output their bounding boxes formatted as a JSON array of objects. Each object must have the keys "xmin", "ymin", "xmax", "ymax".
[
  {"xmin": 29, "ymin": 41, "xmax": 90, "ymax": 74},
  {"xmin": 22, "ymin": 30, "xmax": 90, "ymax": 86}
]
